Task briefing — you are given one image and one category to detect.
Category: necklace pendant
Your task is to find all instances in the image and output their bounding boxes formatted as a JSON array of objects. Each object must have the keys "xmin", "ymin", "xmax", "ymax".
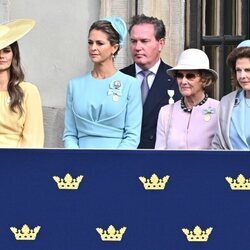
[{"xmin": 204, "ymin": 114, "xmax": 211, "ymax": 121}]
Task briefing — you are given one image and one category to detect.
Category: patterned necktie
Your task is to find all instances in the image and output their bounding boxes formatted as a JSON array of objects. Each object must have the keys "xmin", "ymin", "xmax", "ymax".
[{"xmin": 140, "ymin": 70, "xmax": 151, "ymax": 104}]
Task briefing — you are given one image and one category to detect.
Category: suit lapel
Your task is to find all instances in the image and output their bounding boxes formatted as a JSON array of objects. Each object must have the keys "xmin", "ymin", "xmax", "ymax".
[
  {"xmin": 122, "ymin": 64, "xmax": 136, "ymax": 77},
  {"xmin": 143, "ymin": 61, "xmax": 176, "ymax": 117},
  {"xmin": 121, "ymin": 62, "xmax": 178, "ymax": 118}
]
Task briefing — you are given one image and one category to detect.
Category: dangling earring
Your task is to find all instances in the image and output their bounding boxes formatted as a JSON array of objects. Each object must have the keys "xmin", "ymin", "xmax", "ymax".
[{"xmin": 112, "ymin": 54, "xmax": 115, "ymax": 61}]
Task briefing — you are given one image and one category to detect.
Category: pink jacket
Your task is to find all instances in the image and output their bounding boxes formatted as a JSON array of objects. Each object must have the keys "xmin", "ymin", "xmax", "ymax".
[{"xmin": 155, "ymin": 98, "xmax": 219, "ymax": 149}]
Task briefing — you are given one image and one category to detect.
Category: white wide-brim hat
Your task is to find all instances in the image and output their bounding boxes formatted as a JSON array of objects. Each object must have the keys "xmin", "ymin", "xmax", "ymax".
[
  {"xmin": 167, "ymin": 48, "xmax": 218, "ymax": 80},
  {"xmin": 0, "ymin": 19, "xmax": 35, "ymax": 50}
]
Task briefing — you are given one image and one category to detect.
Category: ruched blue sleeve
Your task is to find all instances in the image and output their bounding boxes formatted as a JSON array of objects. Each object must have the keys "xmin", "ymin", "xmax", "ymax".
[
  {"xmin": 118, "ymin": 77, "xmax": 142, "ymax": 149},
  {"xmin": 63, "ymin": 81, "xmax": 79, "ymax": 148}
]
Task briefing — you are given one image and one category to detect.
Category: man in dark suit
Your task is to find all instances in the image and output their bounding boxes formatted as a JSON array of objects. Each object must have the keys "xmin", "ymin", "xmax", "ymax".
[{"xmin": 121, "ymin": 14, "xmax": 181, "ymax": 149}]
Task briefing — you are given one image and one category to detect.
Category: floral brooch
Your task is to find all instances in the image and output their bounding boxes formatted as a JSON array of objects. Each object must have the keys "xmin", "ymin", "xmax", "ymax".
[{"xmin": 202, "ymin": 107, "xmax": 215, "ymax": 121}]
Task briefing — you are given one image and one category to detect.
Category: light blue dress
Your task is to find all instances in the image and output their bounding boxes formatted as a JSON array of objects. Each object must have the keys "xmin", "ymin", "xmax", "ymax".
[
  {"xmin": 230, "ymin": 89, "xmax": 250, "ymax": 149},
  {"xmin": 63, "ymin": 71, "xmax": 142, "ymax": 149}
]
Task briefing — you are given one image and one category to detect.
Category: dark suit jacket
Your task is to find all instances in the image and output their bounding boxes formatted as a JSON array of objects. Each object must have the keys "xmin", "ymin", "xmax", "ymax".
[{"xmin": 121, "ymin": 60, "xmax": 181, "ymax": 149}]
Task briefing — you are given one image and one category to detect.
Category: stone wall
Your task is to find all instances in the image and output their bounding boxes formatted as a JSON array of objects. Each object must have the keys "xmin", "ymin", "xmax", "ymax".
[
  {"xmin": 1, "ymin": 0, "xmax": 185, "ymax": 106},
  {"xmin": 101, "ymin": 0, "xmax": 185, "ymax": 67}
]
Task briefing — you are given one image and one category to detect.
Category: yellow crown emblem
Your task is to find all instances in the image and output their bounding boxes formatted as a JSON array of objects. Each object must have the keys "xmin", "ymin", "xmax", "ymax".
[
  {"xmin": 96, "ymin": 225, "xmax": 126, "ymax": 241},
  {"xmin": 226, "ymin": 174, "xmax": 250, "ymax": 190},
  {"xmin": 10, "ymin": 224, "xmax": 41, "ymax": 240},
  {"xmin": 53, "ymin": 173, "xmax": 83, "ymax": 190},
  {"xmin": 182, "ymin": 225, "xmax": 213, "ymax": 242},
  {"xmin": 139, "ymin": 173, "xmax": 169, "ymax": 190}
]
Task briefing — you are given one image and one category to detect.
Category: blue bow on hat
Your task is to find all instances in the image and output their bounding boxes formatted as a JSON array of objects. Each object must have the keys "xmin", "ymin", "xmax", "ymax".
[
  {"xmin": 237, "ymin": 40, "xmax": 250, "ymax": 48},
  {"xmin": 102, "ymin": 16, "xmax": 127, "ymax": 48}
]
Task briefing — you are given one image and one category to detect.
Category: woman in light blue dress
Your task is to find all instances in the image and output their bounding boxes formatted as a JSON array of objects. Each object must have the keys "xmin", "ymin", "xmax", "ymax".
[
  {"xmin": 63, "ymin": 17, "xmax": 142, "ymax": 149},
  {"xmin": 212, "ymin": 40, "xmax": 250, "ymax": 150}
]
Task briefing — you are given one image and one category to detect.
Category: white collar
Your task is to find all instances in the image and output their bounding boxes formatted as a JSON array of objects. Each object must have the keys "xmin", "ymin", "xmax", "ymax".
[{"xmin": 135, "ymin": 59, "xmax": 161, "ymax": 75}]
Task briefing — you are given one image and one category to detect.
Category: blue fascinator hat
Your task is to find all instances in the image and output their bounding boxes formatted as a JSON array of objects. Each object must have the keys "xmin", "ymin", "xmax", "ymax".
[
  {"xmin": 102, "ymin": 16, "xmax": 127, "ymax": 48},
  {"xmin": 237, "ymin": 40, "xmax": 250, "ymax": 48}
]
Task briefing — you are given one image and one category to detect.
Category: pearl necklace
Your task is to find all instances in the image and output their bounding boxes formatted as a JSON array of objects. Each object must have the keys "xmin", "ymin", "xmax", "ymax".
[{"xmin": 181, "ymin": 93, "xmax": 208, "ymax": 113}]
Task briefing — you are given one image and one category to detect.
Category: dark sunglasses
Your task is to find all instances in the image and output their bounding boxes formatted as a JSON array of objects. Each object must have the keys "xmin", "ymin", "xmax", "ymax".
[{"xmin": 175, "ymin": 72, "xmax": 199, "ymax": 80}]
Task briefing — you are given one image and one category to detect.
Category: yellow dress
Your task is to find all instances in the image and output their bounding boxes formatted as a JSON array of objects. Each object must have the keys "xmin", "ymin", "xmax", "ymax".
[{"xmin": 0, "ymin": 81, "xmax": 44, "ymax": 148}]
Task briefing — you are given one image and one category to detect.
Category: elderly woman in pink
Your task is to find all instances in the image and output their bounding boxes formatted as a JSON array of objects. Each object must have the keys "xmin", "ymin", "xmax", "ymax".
[{"xmin": 155, "ymin": 48, "xmax": 219, "ymax": 149}]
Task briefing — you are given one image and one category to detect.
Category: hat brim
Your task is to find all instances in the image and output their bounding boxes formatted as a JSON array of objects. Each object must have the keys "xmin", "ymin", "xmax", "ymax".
[
  {"xmin": 237, "ymin": 40, "xmax": 250, "ymax": 48},
  {"xmin": 0, "ymin": 19, "xmax": 35, "ymax": 50},
  {"xmin": 167, "ymin": 65, "xmax": 218, "ymax": 81},
  {"xmin": 102, "ymin": 16, "xmax": 127, "ymax": 48}
]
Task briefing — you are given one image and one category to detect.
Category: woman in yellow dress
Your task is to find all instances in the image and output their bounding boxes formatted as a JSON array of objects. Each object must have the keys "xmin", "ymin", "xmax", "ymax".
[{"xmin": 0, "ymin": 19, "xmax": 44, "ymax": 147}]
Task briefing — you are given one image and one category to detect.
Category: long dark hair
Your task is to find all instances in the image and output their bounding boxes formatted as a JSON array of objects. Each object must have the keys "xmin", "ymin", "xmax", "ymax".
[{"xmin": 8, "ymin": 42, "xmax": 24, "ymax": 116}]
